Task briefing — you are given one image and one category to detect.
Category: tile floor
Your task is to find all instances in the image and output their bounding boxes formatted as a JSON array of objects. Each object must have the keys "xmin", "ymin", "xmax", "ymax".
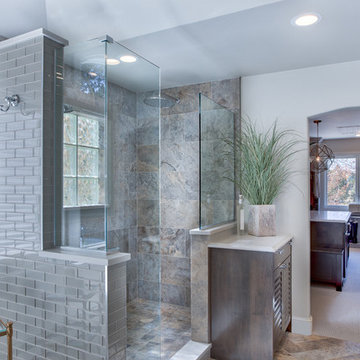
[
  {"xmin": 127, "ymin": 298, "xmax": 191, "ymax": 360},
  {"xmin": 275, "ymin": 332, "xmax": 360, "ymax": 359},
  {"xmin": 127, "ymin": 300, "xmax": 360, "ymax": 360}
]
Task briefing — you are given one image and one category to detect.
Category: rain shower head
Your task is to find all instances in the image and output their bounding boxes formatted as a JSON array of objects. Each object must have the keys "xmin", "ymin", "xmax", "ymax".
[{"xmin": 143, "ymin": 94, "xmax": 179, "ymax": 108}]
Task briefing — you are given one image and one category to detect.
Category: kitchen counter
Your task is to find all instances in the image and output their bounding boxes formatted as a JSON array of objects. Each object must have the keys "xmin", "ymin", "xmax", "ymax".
[
  {"xmin": 208, "ymin": 234, "xmax": 292, "ymax": 253},
  {"xmin": 310, "ymin": 210, "xmax": 351, "ymax": 224}
]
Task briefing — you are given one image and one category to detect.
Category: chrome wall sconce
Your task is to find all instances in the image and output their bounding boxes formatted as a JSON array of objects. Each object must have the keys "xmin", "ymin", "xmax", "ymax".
[{"xmin": 0, "ymin": 94, "xmax": 34, "ymax": 117}]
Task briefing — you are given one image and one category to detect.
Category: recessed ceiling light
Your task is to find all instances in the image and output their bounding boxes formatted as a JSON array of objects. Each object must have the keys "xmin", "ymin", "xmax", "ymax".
[
  {"xmin": 291, "ymin": 13, "xmax": 321, "ymax": 27},
  {"xmin": 120, "ymin": 55, "xmax": 137, "ymax": 63},
  {"xmin": 106, "ymin": 58, "xmax": 120, "ymax": 65}
]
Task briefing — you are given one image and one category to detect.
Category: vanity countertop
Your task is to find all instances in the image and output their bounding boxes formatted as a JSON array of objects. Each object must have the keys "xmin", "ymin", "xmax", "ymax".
[
  {"xmin": 310, "ymin": 210, "xmax": 351, "ymax": 224},
  {"xmin": 208, "ymin": 234, "xmax": 292, "ymax": 253}
]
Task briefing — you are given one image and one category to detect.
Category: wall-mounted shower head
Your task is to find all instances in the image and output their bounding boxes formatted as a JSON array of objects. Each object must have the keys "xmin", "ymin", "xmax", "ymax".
[
  {"xmin": 143, "ymin": 94, "xmax": 179, "ymax": 108},
  {"xmin": 64, "ymin": 104, "xmax": 74, "ymax": 113}
]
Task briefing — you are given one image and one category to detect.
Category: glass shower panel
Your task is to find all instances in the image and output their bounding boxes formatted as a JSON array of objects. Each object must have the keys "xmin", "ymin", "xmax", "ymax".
[
  {"xmin": 106, "ymin": 41, "xmax": 161, "ymax": 360},
  {"xmin": 56, "ymin": 36, "xmax": 161, "ymax": 359},
  {"xmin": 199, "ymin": 93, "xmax": 235, "ymax": 229},
  {"xmin": 59, "ymin": 40, "xmax": 107, "ymax": 250}
]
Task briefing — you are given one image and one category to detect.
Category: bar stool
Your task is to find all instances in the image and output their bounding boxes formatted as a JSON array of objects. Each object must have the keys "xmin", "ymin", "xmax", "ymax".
[{"xmin": 0, "ymin": 320, "xmax": 13, "ymax": 360}]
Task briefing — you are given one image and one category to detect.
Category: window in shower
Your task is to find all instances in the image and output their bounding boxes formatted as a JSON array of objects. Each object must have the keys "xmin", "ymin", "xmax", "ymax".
[{"xmin": 63, "ymin": 112, "xmax": 104, "ymax": 207}]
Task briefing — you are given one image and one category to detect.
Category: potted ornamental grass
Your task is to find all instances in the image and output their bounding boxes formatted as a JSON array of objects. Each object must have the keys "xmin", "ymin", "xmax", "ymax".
[{"xmin": 224, "ymin": 118, "xmax": 301, "ymax": 236}]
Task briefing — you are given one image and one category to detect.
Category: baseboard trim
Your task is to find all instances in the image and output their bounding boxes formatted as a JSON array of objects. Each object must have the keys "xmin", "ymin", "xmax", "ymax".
[
  {"xmin": 170, "ymin": 340, "xmax": 211, "ymax": 360},
  {"xmin": 292, "ymin": 315, "xmax": 313, "ymax": 335}
]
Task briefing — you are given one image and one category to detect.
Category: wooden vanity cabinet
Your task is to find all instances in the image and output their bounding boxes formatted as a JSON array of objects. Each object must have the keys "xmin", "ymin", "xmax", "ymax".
[{"xmin": 210, "ymin": 241, "xmax": 292, "ymax": 360}]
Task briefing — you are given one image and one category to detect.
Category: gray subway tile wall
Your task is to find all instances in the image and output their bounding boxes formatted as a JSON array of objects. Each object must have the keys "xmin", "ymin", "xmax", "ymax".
[
  {"xmin": 0, "ymin": 33, "xmax": 127, "ymax": 359},
  {"xmin": 0, "ymin": 253, "xmax": 107, "ymax": 359},
  {"xmin": 0, "ymin": 36, "xmax": 43, "ymax": 252}
]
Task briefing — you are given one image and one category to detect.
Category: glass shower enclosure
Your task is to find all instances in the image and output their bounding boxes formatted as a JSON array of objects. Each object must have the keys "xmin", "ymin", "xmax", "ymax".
[
  {"xmin": 55, "ymin": 36, "xmax": 161, "ymax": 359},
  {"xmin": 199, "ymin": 93, "xmax": 235, "ymax": 229}
]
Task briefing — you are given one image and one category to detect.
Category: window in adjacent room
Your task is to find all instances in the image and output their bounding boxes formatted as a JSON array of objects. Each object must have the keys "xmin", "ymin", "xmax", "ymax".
[
  {"xmin": 325, "ymin": 156, "xmax": 357, "ymax": 209},
  {"xmin": 63, "ymin": 113, "xmax": 104, "ymax": 207}
]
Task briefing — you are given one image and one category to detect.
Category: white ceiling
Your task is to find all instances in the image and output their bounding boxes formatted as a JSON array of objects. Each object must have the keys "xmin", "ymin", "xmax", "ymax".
[
  {"xmin": 1, "ymin": 0, "xmax": 360, "ymax": 88},
  {"xmin": 309, "ymin": 108, "xmax": 360, "ymax": 139}
]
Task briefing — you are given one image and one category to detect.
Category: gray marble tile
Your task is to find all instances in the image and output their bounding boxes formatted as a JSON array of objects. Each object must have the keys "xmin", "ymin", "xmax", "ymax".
[
  {"xmin": 161, "ymin": 170, "xmax": 198, "ymax": 201},
  {"xmin": 161, "ymin": 283, "xmax": 190, "ymax": 307},
  {"xmin": 137, "ymin": 145, "xmax": 159, "ymax": 172},
  {"xmin": 137, "ymin": 200, "xmax": 159, "ymax": 227},
  {"xmin": 161, "ymin": 113, "xmax": 185, "ymax": 143},
  {"xmin": 136, "ymin": 125, "xmax": 159, "ymax": 146},
  {"xmin": 110, "ymin": 114, "xmax": 136, "ymax": 141},
  {"xmin": 107, "ymin": 228, "xmax": 130, "ymax": 252},
  {"xmin": 108, "ymin": 82, "xmax": 137, "ymax": 118},
  {"xmin": 137, "ymin": 172, "xmax": 159, "ymax": 200},
  {"xmin": 161, "ymin": 141, "xmax": 198, "ymax": 174},
  {"xmin": 138, "ymin": 253, "xmax": 160, "ymax": 283},
  {"xmin": 127, "ymin": 281, "xmax": 138, "ymax": 302},
  {"xmin": 210, "ymin": 78, "xmax": 240, "ymax": 111},
  {"xmin": 111, "ymin": 171, "xmax": 136, "ymax": 200},
  {"xmin": 138, "ymin": 280, "xmax": 161, "ymax": 302},
  {"xmin": 184, "ymin": 112, "xmax": 199, "ymax": 142},
  {"xmin": 161, "ymin": 83, "xmax": 211, "ymax": 116},
  {"xmin": 161, "ymin": 200, "xmax": 198, "ymax": 229},
  {"xmin": 160, "ymin": 228, "xmax": 189, "ymax": 258},
  {"xmin": 138, "ymin": 226, "xmax": 160, "ymax": 254},
  {"xmin": 126, "ymin": 258, "xmax": 138, "ymax": 283},
  {"xmin": 112, "ymin": 142, "xmax": 137, "ymax": 172},
  {"xmin": 161, "ymin": 256, "xmax": 190, "ymax": 287}
]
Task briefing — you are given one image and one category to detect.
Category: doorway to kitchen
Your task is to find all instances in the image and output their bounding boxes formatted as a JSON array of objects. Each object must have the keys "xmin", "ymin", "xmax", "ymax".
[{"xmin": 308, "ymin": 107, "xmax": 360, "ymax": 342}]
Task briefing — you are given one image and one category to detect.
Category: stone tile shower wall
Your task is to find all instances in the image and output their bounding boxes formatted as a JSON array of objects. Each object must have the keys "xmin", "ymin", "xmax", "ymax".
[
  {"xmin": 135, "ymin": 93, "xmax": 160, "ymax": 302},
  {"xmin": 107, "ymin": 83, "xmax": 138, "ymax": 302},
  {"xmin": 160, "ymin": 79, "xmax": 240, "ymax": 306}
]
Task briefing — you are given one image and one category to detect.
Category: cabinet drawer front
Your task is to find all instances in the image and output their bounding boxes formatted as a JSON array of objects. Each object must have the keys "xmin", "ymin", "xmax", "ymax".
[{"xmin": 274, "ymin": 242, "xmax": 291, "ymax": 269}]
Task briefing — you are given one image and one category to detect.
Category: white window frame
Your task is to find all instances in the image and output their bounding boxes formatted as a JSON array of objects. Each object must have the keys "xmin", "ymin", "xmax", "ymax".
[
  {"xmin": 63, "ymin": 112, "xmax": 102, "ymax": 208},
  {"xmin": 321, "ymin": 154, "xmax": 359, "ymax": 211}
]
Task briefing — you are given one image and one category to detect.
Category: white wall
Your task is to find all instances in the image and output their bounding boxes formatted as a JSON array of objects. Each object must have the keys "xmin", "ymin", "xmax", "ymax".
[{"xmin": 241, "ymin": 60, "xmax": 360, "ymax": 335}]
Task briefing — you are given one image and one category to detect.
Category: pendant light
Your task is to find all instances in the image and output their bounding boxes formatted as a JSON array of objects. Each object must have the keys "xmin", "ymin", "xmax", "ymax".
[{"xmin": 310, "ymin": 120, "xmax": 335, "ymax": 173}]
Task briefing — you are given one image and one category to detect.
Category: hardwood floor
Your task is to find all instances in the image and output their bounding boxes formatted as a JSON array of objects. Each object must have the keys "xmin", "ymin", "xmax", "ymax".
[{"xmin": 275, "ymin": 332, "xmax": 360, "ymax": 359}]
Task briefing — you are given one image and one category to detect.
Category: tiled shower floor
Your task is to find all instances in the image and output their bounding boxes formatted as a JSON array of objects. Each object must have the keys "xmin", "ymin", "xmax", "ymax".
[{"xmin": 127, "ymin": 299, "xmax": 191, "ymax": 360}]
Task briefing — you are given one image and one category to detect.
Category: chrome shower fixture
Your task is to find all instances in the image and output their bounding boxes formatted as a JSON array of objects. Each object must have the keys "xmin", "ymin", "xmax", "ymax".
[
  {"xmin": 0, "ymin": 94, "xmax": 20, "ymax": 112},
  {"xmin": 63, "ymin": 104, "xmax": 74, "ymax": 113},
  {"xmin": 144, "ymin": 94, "xmax": 179, "ymax": 108},
  {"xmin": 0, "ymin": 94, "xmax": 34, "ymax": 117}
]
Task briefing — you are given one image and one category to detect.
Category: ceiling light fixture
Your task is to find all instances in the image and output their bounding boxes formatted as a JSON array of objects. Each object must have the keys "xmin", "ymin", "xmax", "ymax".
[
  {"xmin": 106, "ymin": 58, "xmax": 120, "ymax": 65},
  {"xmin": 120, "ymin": 55, "xmax": 137, "ymax": 63},
  {"xmin": 292, "ymin": 13, "xmax": 321, "ymax": 27},
  {"xmin": 310, "ymin": 120, "xmax": 334, "ymax": 173}
]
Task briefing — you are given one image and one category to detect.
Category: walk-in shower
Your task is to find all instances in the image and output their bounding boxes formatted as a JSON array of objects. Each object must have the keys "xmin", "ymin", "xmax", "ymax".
[{"xmin": 55, "ymin": 36, "xmax": 162, "ymax": 359}]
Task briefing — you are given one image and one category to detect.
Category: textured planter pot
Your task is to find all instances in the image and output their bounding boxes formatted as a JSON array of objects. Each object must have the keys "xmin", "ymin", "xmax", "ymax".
[{"xmin": 248, "ymin": 204, "xmax": 276, "ymax": 237}]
